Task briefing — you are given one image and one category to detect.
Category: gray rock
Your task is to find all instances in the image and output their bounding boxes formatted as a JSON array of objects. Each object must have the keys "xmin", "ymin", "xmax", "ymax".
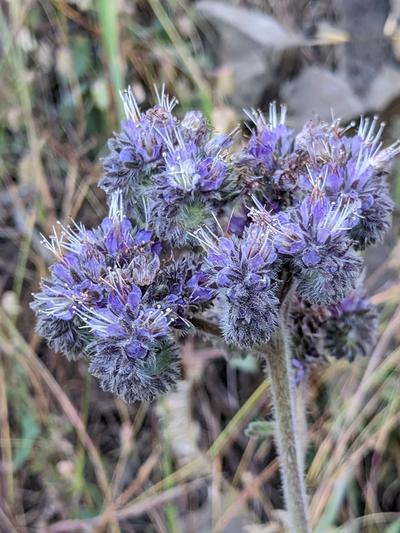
[{"xmin": 196, "ymin": 1, "xmax": 304, "ymax": 109}]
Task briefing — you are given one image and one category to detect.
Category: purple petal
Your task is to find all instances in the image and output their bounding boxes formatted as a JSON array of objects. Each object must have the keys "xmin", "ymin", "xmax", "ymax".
[
  {"xmin": 107, "ymin": 323, "xmax": 126, "ymax": 337},
  {"xmin": 302, "ymin": 248, "xmax": 321, "ymax": 266},
  {"xmin": 101, "ymin": 217, "xmax": 113, "ymax": 233},
  {"xmin": 127, "ymin": 285, "xmax": 142, "ymax": 309},
  {"xmin": 120, "ymin": 147, "xmax": 135, "ymax": 163},
  {"xmin": 108, "ymin": 292, "xmax": 125, "ymax": 313},
  {"xmin": 135, "ymin": 229, "xmax": 153, "ymax": 244},
  {"xmin": 219, "ymin": 237, "xmax": 235, "ymax": 254},
  {"xmin": 316, "ymin": 227, "xmax": 331, "ymax": 244},
  {"xmin": 151, "ymin": 242, "xmax": 162, "ymax": 255},
  {"xmin": 216, "ymin": 270, "xmax": 231, "ymax": 287},
  {"xmin": 248, "ymin": 252, "xmax": 264, "ymax": 271},
  {"xmin": 125, "ymin": 341, "xmax": 147, "ymax": 359},
  {"xmin": 52, "ymin": 263, "xmax": 74, "ymax": 284},
  {"xmin": 207, "ymin": 251, "xmax": 227, "ymax": 268}
]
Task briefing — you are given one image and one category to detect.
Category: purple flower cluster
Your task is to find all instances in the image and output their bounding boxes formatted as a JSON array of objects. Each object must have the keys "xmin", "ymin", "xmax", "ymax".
[
  {"xmin": 31, "ymin": 212, "xmax": 212, "ymax": 402},
  {"xmin": 100, "ymin": 88, "xmax": 233, "ymax": 246},
  {"xmin": 32, "ymin": 87, "xmax": 398, "ymax": 402},
  {"xmin": 100, "ymin": 88, "xmax": 177, "ymax": 205},
  {"xmin": 195, "ymin": 104, "xmax": 397, "ymax": 355},
  {"xmin": 295, "ymin": 117, "xmax": 396, "ymax": 249}
]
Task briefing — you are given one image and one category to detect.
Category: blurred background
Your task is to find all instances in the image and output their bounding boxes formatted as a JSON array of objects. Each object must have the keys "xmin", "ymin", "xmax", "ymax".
[{"xmin": 1, "ymin": 0, "xmax": 400, "ymax": 531}]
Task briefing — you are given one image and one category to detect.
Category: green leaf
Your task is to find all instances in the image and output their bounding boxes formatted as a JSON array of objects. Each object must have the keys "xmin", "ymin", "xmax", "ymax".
[{"xmin": 245, "ymin": 420, "xmax": 275, "ymax": 438}]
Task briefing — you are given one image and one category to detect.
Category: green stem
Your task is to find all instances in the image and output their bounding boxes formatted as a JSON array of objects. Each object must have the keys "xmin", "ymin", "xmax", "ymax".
[{"xmin": 265, "ymin": 299, "xmax": 311, "ymax": 533}]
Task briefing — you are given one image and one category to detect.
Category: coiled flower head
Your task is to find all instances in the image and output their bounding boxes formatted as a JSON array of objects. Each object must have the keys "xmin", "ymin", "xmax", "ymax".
[
  {"xmin": 295, "ymin": 116, "xmax": 397, "ymax": 248},
  {"xmin": 99, "ymin": 87, "xmax": 177, "ymax": 212},
  {"xmin": 99, "ymin": 87, "xmax": 234, "ymax": 247},
  {"xmin": 89, "ymin": 339, "xmax": 180, "ymax": 403},
  {"xmin": 234, "ymin": 103, "xmax": 295, "ymax": 204},
  {"xmin": 323, "ymin": 290, "xmax": 378, "ymax": 361},
  {"xmin": 197, "ymin": 223, "xmax": 280, "ymax": 347},
  {"xmin": 151, "ymin": 124, "xmax": 233, "ymax": 246}
]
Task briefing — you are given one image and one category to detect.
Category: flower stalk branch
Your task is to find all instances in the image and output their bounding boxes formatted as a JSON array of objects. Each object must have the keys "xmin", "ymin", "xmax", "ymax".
[
  {"xmin": 194, "ymin": 287, "xmax": 311, "ymax": 532},
  {"xmin": 265, "ymin": 287, "xmax": 311, "ymax": 533}
]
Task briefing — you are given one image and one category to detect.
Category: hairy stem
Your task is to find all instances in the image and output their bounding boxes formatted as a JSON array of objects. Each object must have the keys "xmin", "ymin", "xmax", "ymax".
[
  {"xmin": 295, "ymin": 377, "xmax": 309, "ymax": 476},
  {"xmin": 192, "ymin": 304, "xmax": 310, "ymax": 531},
  {"xmin": 265, "ymin": 296, "xmax": 311, "ymax": 533}
]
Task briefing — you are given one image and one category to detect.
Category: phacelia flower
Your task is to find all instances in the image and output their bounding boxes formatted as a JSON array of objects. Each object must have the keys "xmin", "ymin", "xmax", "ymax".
[
  {"xmin": 89, "ymin": 339, "xmax": 180, "ymax": 403},
  {"xmin": 31, "ymin": 216, "xmax": 162, "ymax": 354},
  {"xmin": 31, "ymin": 208, "xmax": 212, "ymax": 401},
  {"xmin": 234, "ymin": 103, "xmax": 295, "ymax": 204},
  {"xmin": 289, "ymin": 297, "xmax": 331, "ymax": 365},
  {"xmin": 197, "ymin": 223, "xmax": 280, "ymax": 347},
  {"xmin": 274, "ymin": 188, "xmax": 363, "ymax": 305},
  {"xmin": 84, "ymin": 284, "xmax": 180, "ymax": 402},
  {"xmin": 151, "ymin": 127, "xmax": 233, "ymax": 246},
  {"xmin": 99, "ymin": 87, "xmax": 234, "ymax": 247},
  {"xmin": 31, "ymin": 215, "xmax": 165, "ymax": 362},
  {"xmin": 99, "ymin": 87, "xmax": 177, "ymax": 213},
  {"xmin": 295, "ymin": 117, "xmax": 398, "ymax": 248},
  {"xmin": 33, "ymin": 314, "xmax": 89, "ymax": 361},
  {"xmin": 322, "ymin": 290, "xmax": 378, "ymax": 361}
]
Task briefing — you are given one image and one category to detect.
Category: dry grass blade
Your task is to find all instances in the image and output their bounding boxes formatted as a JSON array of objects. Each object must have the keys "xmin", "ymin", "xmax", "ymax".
[
  {"xmin": 214, "ymin": 460, "xmax": 280, "ymax": 532},
  {"xmin": 0, "ymin": 312, "xmax": 112, "ymax": 507},
  {"xmin": 310, "ymin": 345, "xmax": 400, "ymax": 526},
  {"xmin": 0, "ymin": 357, "xmax": 14, "ymax": 506},
  {"xmin": 46, "ymin": 478, "xmax": 205, "ymax": 532},
  {"xmin": 115, "ymin": 448, "xmax": 161, "ymax": 507},
  {"xmin": 147, "ymin": 0, "xmax": 212, "ymax": 117}
]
